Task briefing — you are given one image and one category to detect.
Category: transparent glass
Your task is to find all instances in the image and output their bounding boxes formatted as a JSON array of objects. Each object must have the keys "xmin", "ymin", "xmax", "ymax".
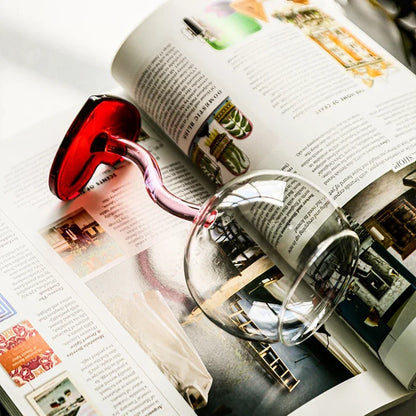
[
  {"xmin": 49, "ymin": 95, "xmax": 359, "ymax": 346},
  {"xmin": 185, "ymin": 171, "xmax": 359, "ymax": 345}
]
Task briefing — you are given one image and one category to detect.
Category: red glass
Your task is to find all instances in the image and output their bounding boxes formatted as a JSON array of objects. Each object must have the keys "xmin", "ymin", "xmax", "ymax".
[{"xmin": 49, "ymin": 95, "xmax": 201, "ymax": 222}]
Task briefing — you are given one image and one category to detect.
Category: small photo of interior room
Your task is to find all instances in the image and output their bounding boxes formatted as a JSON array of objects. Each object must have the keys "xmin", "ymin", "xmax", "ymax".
[
  {"xmin": 339, "ymin": 163, "xmax": 416, "ymax": 352},
  {"xmin": 41, "ymin": 208, "xmax": 123, "ymax": 277},
  {"xmin": 26, "ymin": 372, "xmax": 97, "ymax": 416}
]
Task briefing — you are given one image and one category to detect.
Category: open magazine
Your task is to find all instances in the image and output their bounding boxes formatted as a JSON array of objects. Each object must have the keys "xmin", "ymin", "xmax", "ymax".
[{"xmin": 1, "ymin": 0, "xmax": 416, "ymax": 415}]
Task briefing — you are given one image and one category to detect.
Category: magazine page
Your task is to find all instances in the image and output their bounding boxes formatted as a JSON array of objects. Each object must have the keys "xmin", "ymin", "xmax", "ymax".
[
  {"xmin": 0, "ymin": 109, "xmax": 201, "ymax": 416},
  {"xmin": 0, "ymin": 98, "xmax": 412, "ymax": 416},
  {"xmin": 112, "ymin": 0, "xmax": 416, "ymax": 392}
]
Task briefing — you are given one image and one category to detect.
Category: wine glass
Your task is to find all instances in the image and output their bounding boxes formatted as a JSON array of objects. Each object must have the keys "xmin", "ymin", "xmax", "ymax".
[{"xmin": 49, "ymin": 95, "xmax": 359, "ymax": 346}]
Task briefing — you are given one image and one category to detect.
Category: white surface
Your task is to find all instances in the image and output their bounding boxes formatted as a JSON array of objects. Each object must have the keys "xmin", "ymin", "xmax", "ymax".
[
  {"xmin": 0, "ymin": 0, "xmax": 164, "ymax": 139},
  {"xmin": 0, "ymin": 1, "xmax": 415, "ymax": 414}
]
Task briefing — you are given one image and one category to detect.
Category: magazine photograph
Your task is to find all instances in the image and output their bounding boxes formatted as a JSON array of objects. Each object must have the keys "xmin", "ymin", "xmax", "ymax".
[{"xmin": 1, "ymin": 0, "xmax": 416, "ymax": 415}]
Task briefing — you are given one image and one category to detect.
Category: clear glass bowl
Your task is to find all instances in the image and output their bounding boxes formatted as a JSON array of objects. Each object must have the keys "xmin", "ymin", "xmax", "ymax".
[{"xmin": 185, "ymin": 171, "xmax": 359, "ymax": 345}]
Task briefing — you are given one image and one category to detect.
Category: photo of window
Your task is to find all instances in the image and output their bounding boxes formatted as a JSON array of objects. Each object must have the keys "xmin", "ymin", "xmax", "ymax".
[
  {"xmin": 26, "ymin": 372, "xmax": 98, "ymax": 416},
  {"xmin": 41, "ymin": 208, "xmax": 123, "ymax": 277}
]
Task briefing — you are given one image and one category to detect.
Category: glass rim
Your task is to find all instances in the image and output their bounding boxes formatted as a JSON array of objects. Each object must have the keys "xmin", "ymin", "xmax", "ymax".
[{"xmin": 279, "ymin": 228, "xmax": 360, "ymax": 346}]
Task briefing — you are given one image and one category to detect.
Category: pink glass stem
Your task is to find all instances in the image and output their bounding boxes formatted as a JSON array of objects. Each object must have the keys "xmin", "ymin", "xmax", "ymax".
[{"xmin": 92, "ymin": 133, "xmax": 201, "ymax": 222}]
